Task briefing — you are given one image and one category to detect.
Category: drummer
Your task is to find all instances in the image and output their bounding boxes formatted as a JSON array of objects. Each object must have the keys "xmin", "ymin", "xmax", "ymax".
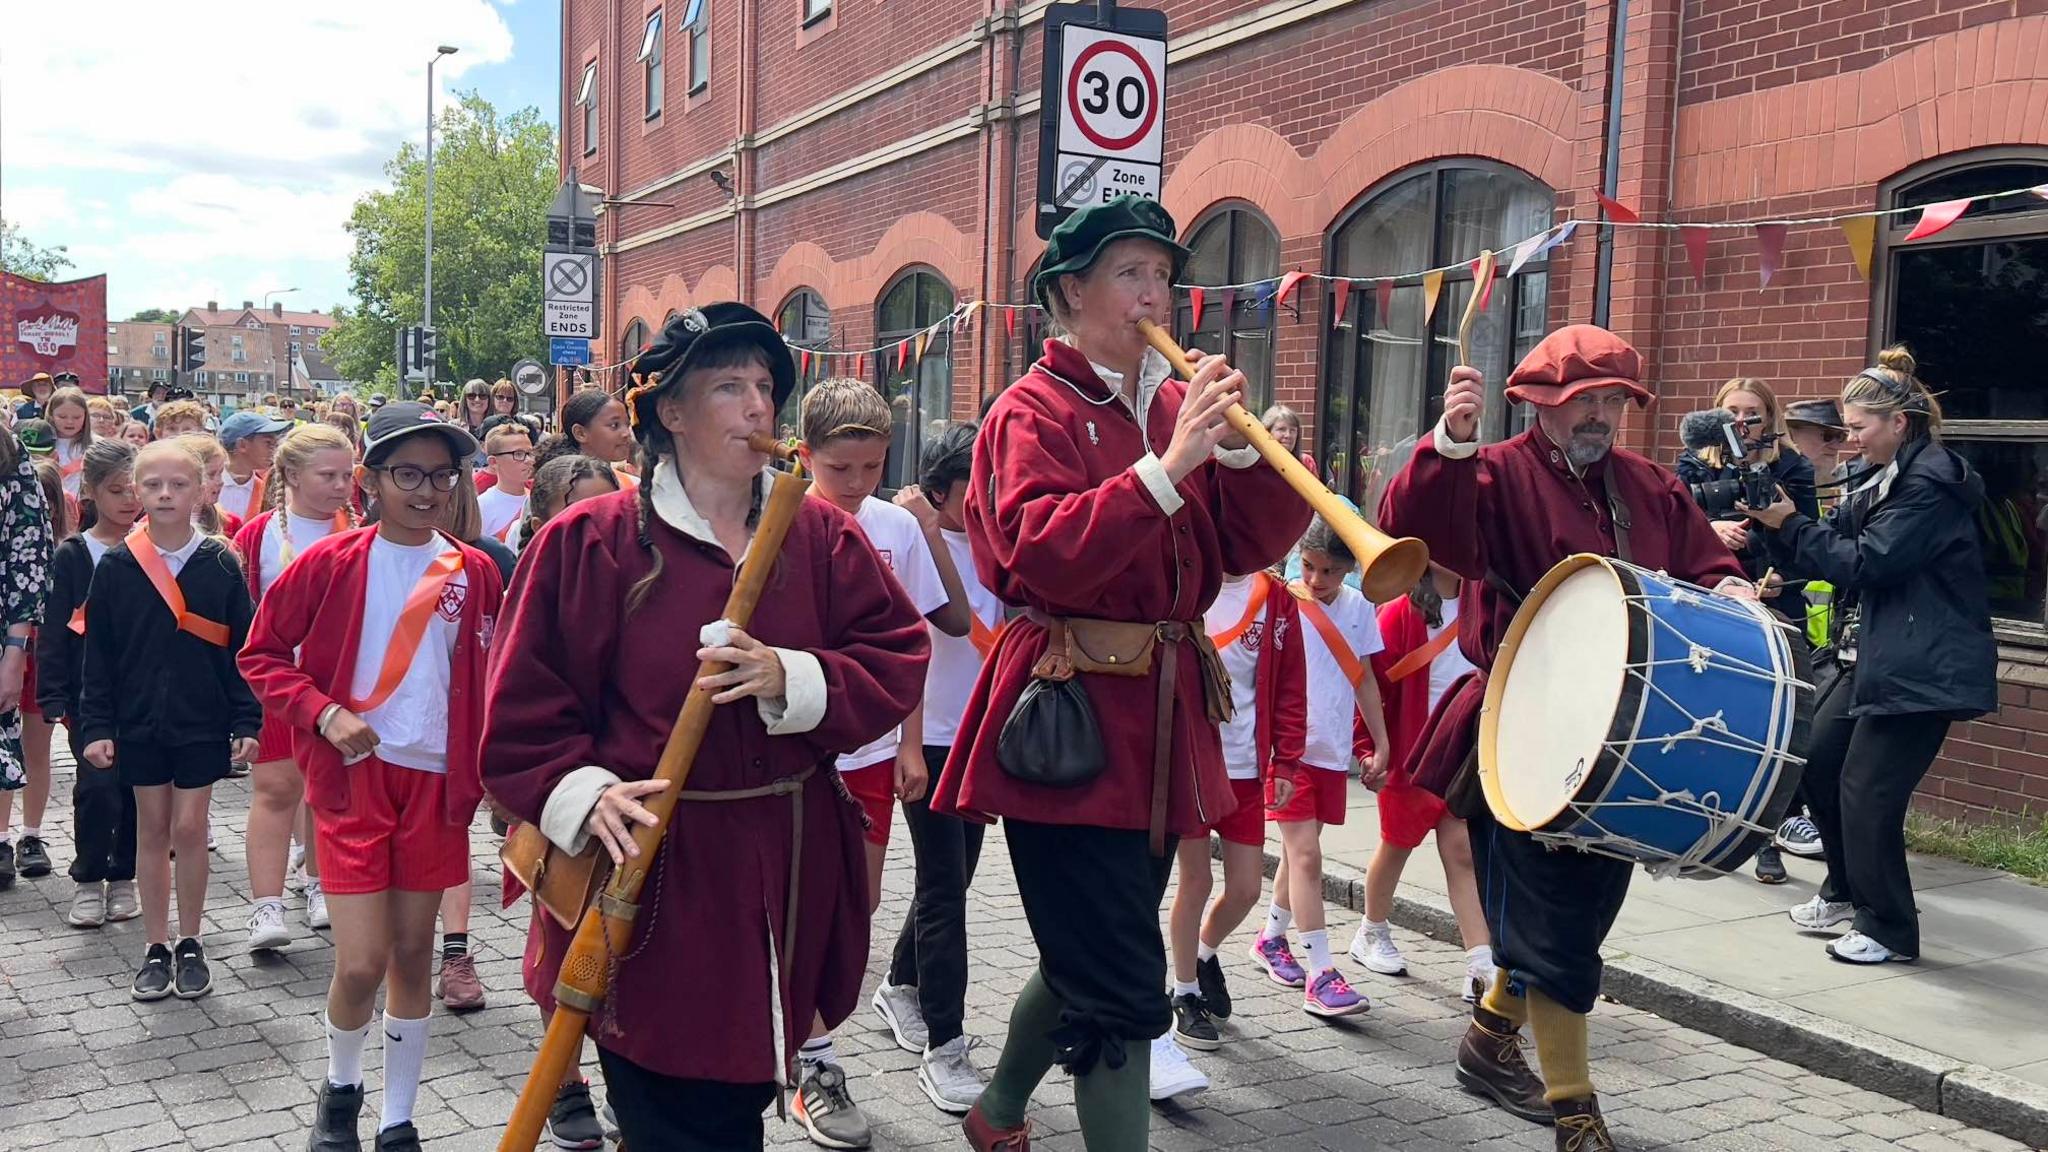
[{"xmin": 1378, "ymin": 325, "xmax": 1752, "ymax": 1152}]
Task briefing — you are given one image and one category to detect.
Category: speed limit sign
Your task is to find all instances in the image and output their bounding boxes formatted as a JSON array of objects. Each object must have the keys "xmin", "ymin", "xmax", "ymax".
[{"xmin": 1038, "ymin": 6, "xmax": 1168, "ymax": 237}]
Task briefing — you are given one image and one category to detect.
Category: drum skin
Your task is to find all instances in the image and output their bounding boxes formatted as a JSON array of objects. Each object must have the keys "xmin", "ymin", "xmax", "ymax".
[{"xmin": 1480, "ymin": 554, "xmax": 1811, "ymax": 877}]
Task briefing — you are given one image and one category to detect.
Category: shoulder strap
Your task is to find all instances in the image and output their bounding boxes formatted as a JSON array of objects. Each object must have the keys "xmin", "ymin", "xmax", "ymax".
[
  {"xmin": 1608, "ymin": 485, "xmax": 1633, "ymax": 562},
  {"xmin": 1385, "ymin": 616, "xmax": 1460, "ymax": 682},
  {"xmin": 1289, "ymin": 581, "xmax": 1366, "ymax": 688},
  {"xmin": 1207, "ymin": 575, "xmax": 1270, "ymax": 650},
  {"xmin": 122, "ymin": 526, "xmax": 231, "ymax": 647}
]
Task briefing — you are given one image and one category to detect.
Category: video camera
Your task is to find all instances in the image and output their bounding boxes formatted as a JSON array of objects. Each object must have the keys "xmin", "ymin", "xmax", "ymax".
[{"xmin": 1679, "ymin": 409, "xmax": 1776, "ymax": 518}]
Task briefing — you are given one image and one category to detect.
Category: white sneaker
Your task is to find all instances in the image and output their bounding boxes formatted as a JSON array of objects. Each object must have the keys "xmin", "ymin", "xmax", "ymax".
[
  {"xmin": 67, "ymin": 882, "xmax": 107, "ymax": 928},
  {"xmin": 305, "ymin": 879, "xmax": 330, "ymax": 930},
  {"xmin": 1348, "ymin": 922, "xmax": 1408, "ymax": 976},
  {"xmin": 1827, "ymin": 930, "xmax": 1913, "ymax": 964},
  {"xmin": 871, "ymin": 981, "xmax": 928, "ymax": 1054},
  {"xmin": 106, "ymin": 879, "xmax": 140, "ymax": 922},
  {"xmin": 918, "ymin": 1035, "xmax": 986, "ymax": 1115},
  {"xmin": 207, "ymin": 829, "xmax": 218, "ymax": 852},
  {"xmin": 1788, "ymin": 895, "xmax": 1854, "ymax": 930},
  {"xmin": 1464, "ymin": 952, "xmax": 1497, "ymax": 1004},
  {"xmin": 1147, "ymin": 1033, "xmax": 1208, "ymax": 1102},
  {"xmin": 247, "ymin": 900, "xmax": 291, "ymax": 950}
]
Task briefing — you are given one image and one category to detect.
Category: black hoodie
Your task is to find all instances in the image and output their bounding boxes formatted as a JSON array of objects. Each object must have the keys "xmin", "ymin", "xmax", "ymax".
[{"xmin": 1762, "ymin": 435, "xmax": 1997, "ymax": 719}]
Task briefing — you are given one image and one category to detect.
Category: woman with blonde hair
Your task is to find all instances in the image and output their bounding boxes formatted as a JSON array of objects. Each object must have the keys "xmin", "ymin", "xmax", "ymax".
[{"xmin": 1747, "ymin": 347, "xmax": 1995, "ymax": 964}]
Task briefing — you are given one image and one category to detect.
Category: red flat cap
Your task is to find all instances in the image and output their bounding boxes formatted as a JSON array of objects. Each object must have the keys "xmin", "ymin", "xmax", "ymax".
[{"xmin": 1503, "ymin": 324, "xmax": 1653, "ymax": 408}]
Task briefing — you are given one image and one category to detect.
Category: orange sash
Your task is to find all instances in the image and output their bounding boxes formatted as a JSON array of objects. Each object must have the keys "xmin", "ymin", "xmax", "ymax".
[
  {"xmin": 1289, "ymin": 582, "xmax": 1365, "ymax": 689},
  {"xmin": 59, "ymin": 455, "xmax": 83, "ymax": 480},
  {"xmin": 344, "ymin": 549, "xmax": 465, "ymax": 714},
  {"xmin": 242, "ymin": 470, "xmax": 267, "ymax": 520},
  {"xmin": 124, "ymin": 525, "xmax": 231, "ymax": 647},
  {"xmin": 967, "ymin": 611, "xmax": 1007, "ymax": 657},
  {"xmin": 1384, "ymin": 617, "xmax": 1461, "ymax": 682},
  {"xmin": 67, "ymin": 606, "xmax": 85, "ymax": 635},
  {"xmin": 1208, "ymin": 573, "xmax": 1271, "ymax": 650}
]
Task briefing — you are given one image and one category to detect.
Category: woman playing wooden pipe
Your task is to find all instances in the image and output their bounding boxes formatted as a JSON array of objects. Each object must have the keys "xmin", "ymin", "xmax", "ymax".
[
  {"xmin": 930, "ymin": 194, "xmax": 1309, "ymax": 1150},
  {"xmin": 481, "ymin": 303, "xmax": 930, "ymax": 1151}
]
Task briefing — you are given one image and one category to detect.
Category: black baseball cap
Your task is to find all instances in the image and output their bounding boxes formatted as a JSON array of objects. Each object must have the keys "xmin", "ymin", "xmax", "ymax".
[{"xmin": 362, "ymin": 401, "xmax": 479, "ymax": 465}]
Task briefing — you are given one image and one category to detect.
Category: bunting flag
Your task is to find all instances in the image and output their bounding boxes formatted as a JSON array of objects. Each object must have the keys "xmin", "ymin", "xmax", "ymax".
[
  {"xmin": 1330, "ymin": 279, "xmax": 1352, "ymax": 327},
  {"xmin": 1470, "ymin": 257, "xmax": 1495, "ymax": 313},
  {"xmin": 1681, "ymin": 226, "xmax": 1710, "ymax": 285},
  {"xmin": 897, "ymin": 340, "xmax": 910, "ymax": 372},
  {"xmin": 1256, "ymin": 281, "xmax": 1277, "ymax": 319},
  {"xmin": 1595, "ymin": 192, "xmax": 1640, "ymax": 224},
  {"xmin": 799, "ymin": 349, "xmax": 811, "ymax": 375},
  {"xmin": 1421, "ymin": 270, "xmax": 1444, "ymax": 322},
  {"xmin": 1839, "ymin": 217, "xmax": 1877, "ymax": 280},
  {"xmin": 859, "ymin": 353, "xmax": 868, "ymax": 377},
  {"xmin": 1189, "ymin": 286, "xmax": 1206, "ymax": 330},
  {"xmin": 1544, "ymin": 219, "xmax": 1580, "ymax": 254},
  {"xmin": 1374, "ymin": 278, "xmax": 1394, "ymax": 321},
  {"xmin": 1005, "ymin": 307, "xmax": 1017, "ymax": 338},
  {"xmin": 1506, "ymin": 230, "xmax": 1547, "ymax": 278},
  {"xmin": 1219, "ymin": 288, "xmax": 1236, "ymax": 321},
  {"xmin": 1275, "ymin": 270, "xmax": 1309, "ymax": 310},
  {"xmin": 1755, "ymin": 223, "xmax": 1789, "ymax": 288},
  {"xmin": 914, "ymin": 332, "xmax": 930, "ymax": 366},
  {"xmin": 1904, "ymin": 197, "xmax": 1971, "ymax": 242}
]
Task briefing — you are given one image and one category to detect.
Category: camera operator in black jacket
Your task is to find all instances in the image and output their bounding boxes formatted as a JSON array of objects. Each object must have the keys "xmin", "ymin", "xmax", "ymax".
[
  {"xmin": 1745, "ymin": 347, "xmax": 1996, "ymax": 967},
  {"xmin": 1675, "ymin": 378, "xmax": 1819, "ymax": 885}
]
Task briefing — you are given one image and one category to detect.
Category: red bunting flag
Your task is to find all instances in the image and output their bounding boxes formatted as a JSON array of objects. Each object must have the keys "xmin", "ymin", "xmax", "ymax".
[
  {"xmin": 1005, "ymin": 307, "xmax": 1017, "ymax": 338},
  {"xmin": 1330, "ymin": 280, "xmax": 1351, "ymax": 327},
  {"xmin": 897, "ymin": 340, "xmax": 910, "ymax": 371},
  {"xmin": 1469, "ymin": 258, "xmax": 1494, "ymax": 313},
  {"xmin": 1374, "ymin": 279, "xmax": 1393, "ymax": 321},
  {"xmin": 1189, "ymin": 286, "xmax": 1206, "ymax": 330},
  {"xmin": 1681, "ymin": 226, "xmax": 1710, "ymax": 285},
  {"xmin": 1595, "ymin": 192, "xmax": 1640, "ymax": 224},
  {"xmin": 1275, "ymin": 270, "xmax": 1309, "ymax": 311},
  {"xmin": 799, "ymin": 349, "xmax": 811, "ymax": 375},
  {"xmin": 1903, "ymin": 198, "xmax": 1971, "ymax": 242},
  {"xmin": 1755, "ymin": 223, "xmax": 1788, "ymax": 288}
]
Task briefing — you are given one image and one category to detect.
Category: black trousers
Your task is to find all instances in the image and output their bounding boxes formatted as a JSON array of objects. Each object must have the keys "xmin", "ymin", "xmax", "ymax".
[
  {"xmin": 596, "ymin": 1045, "xmax": 777, "ymax": 1152},
  {"xmin": 66, "ymin": 726, "xmax": 136, "ymax": 884},
  {"xmin": 886, "ymin": 745, "xmax": 986, "ymax": 1048},
  {"xmin": 1800, "ymin": 666, "xmax": 1952, "ymax": 957},
  {"xmin": 1470, "ymin": 806, "xmax": 1632, "ymax": 1016}
]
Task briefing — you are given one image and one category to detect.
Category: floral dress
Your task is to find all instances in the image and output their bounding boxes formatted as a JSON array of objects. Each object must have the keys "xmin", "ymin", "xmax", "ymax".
[{"xmin": 1, "ymin": 437, "xmax": 53, "ymax": 790}]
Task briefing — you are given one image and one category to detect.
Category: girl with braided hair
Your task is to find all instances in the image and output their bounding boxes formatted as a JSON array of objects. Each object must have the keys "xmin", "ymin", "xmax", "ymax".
[{"xmin": 483, "ymin": 304, "xmax": 928, "ymax": 1150}]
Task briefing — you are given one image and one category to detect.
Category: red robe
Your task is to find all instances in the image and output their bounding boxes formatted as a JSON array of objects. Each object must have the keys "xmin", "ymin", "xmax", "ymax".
[
  {"xmin": 932, "ymin": 339, "xmax": 1309, "ymax": 833},
  {"xmin": 237, "ymin": 527, "xmax": 504, "ymax": 826},
  {"xmin": 1377, "ymin": 426, "xmax": 1744, "ymax": 790},
  {"xmin": 480, "ymin": 485, "xmax": 928, "ymax": 1084}
]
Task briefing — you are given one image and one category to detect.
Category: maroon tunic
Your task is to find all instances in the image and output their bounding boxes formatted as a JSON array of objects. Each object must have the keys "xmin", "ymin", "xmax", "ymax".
[
  {"xmin": 481, "ymin": 485, "xmax": 928, "ymax": 1084},
  {"xmin": 1377, "ymin": 426, "xmax": 1745, "ymax": 786},
  {"xmin": 931, "ymin": 340, "xmax": 1309, "ymax": 834}
]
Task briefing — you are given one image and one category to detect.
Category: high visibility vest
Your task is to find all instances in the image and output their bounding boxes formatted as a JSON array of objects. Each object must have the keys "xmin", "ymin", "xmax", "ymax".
[{"xmin": 1805, "ymin": 579, "xmax": 1834, "ymax": 649}]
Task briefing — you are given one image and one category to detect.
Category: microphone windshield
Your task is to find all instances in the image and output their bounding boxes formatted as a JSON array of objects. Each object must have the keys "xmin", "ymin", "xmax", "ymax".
[{"xmin": 1679, "ymin": 408, "xmax": 1736, "ymax": 451}]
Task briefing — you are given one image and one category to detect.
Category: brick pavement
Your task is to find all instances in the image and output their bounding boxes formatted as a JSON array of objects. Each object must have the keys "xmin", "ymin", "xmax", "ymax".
[{"xmin": 0, "ymin": 751, "xmax": 2030, "ymax": 1151}]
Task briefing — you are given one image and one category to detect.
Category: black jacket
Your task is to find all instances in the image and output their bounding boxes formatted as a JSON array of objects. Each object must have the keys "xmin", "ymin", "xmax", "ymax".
[
  {"xmin": 1676, "ymin": 446, "xmax": 1820, "ymax": 617},
  {"xmin": 1760, "ymin": 436, "xmax": 1997, "ymax": 719},
  {"xmin": 78, "ymin": 535, "xmax": 263, "ymax": 748},
  {"xmin": 33, "ymin": 536, "xmax": 99, "ymax": 721}
]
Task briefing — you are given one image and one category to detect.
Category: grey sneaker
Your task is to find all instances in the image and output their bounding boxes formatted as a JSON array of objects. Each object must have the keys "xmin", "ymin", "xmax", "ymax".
[
  {"xmin": 918, "ymin": 1035, "xmax": 987, "ymax": 1115},
  {"xmin": 1776, "ymin": 815, "xmax": 1824, "ymax": 858},
  {"xmin": 67, "ymin": 882, "xmax": 107, "ymax": 928},
  {"xmin": 546, "ymin": 1080, "xmax": 604, "ymax": 1150},
  {"xmin": 871, "ymin": 981, "xmax": 928, "ymax": 1054},
  {"xmin": 106, "ymin": 879, "xmax": 140, "ymax": 922},
  {"xmin": 1788, "ymin": 895, "xmax": 1855, "ymax": 930},
  {"xmin": 794, "ymin": 1063, "xmax": 871, "ymax": 1149}
]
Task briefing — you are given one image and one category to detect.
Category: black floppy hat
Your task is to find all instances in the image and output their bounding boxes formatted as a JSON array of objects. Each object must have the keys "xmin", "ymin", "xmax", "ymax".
[{"xmin": 627, "ymin": 303, "xmax": 794, "ymax": 430}]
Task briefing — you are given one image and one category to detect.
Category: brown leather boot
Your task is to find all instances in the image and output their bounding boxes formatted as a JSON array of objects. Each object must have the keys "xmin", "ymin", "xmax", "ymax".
[
  {"xmin": 1454, "ymin": 1004, "xmax": 1552, "ymax": 1124},
  {"xmin": 1553, "ymin": 1095, "xmax": 1616, "ymax": 1151}
]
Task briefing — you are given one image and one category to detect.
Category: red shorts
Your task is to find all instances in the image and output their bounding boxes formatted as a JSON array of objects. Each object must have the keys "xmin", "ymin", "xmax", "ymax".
[
  {"xmin": 839, "ymin": 761, "xmax": 895, "ymax": 848},
  {"xmin": 1378, "ymin": 771, "xmax": 1449, "ymax": 849},
  {"xmin": 1206, "ymin": 777, "xmax": 1267, "ymax": 847},
  {"xmin": 253, "ymin": 713, "xmax": 294, "ymax": 763},
  {"xmin": 18, "ymin": 651, "xmax": 37, "ymax": 717},
  {"xmin": 1267, "ymin": 766, "xmax": 1350, "ymax": 826},
  {"xmin": 313, "ymin": 756, "xmax": 472, "ymax": 894}
]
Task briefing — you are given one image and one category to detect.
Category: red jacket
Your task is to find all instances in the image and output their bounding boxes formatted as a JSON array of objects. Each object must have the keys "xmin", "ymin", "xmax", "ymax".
[
  {"xmin": 1236, "ymin": 573, "xmax": 1307, "ymax": 785},
  {"xmin": 231, "ymin": 510, "xmax": 275, "ymax": 603},
  {"xmin": 238, "ymin": 527, "xmax": 503, "ymax": 825},
  {"xmin": 1370, "ymin": 596, "xmax": 1464, "ymax": 786}
]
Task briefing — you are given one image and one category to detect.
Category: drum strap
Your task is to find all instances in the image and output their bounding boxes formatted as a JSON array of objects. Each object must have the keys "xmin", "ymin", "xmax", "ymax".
[{"xmin": 1608, "ymin": 487, "xmax": 1634, "ymax": 562}]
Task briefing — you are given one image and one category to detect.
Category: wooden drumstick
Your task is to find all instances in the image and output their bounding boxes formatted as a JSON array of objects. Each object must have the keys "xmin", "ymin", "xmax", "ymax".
[{"xmin": 1457, "ymin": 249, "xmax": 1497, "ymax": 368}]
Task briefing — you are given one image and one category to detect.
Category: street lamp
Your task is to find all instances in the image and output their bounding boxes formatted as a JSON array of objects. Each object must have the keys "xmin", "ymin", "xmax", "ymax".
[
  {"xmin": 424, "ymin": 44, "xmax": 458, "ymax": 385},
  {"xmin": 261, "ymin": 287, "xmax": 297, "ymax": 309}
]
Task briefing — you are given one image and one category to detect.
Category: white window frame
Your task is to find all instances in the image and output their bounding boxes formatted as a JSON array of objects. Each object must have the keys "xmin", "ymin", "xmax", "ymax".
[
  {"xmin": 686, "ymin": 0, "xmax": 708, "ymax": 94},
  {"xmin": 580, "ymin": 62, "xmax": 599, "ymax": 155},
  {"xmin": 804, "ymin": 0, "xmax": 831, "ymax": 23},
  {"xmin": 641, "ymin": 10, "xmax": 665, "ymax": 119}
]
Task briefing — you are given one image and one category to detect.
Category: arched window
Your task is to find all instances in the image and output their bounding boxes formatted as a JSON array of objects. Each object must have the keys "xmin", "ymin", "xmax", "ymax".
[
  {"xmin": 875, "ymin": 269, "xmax": 954, "ymax": 487},
  {"xmin": 1877, "ymin": 151, "xmax": 2048, "ymax": 627},
  {"xmin": 1321, "ymin": 162, "xmax": 1555, "ymax": 510},
  {"xmin": 778, "ymin": 289, "xmax": 832, "ymax": 438},
  {"xmin": 1176, "ymin": 206, "xmax": 1279, "ymax": 412},
  {"xmin": 621, "ymin": 318, "xmax": 651, "ymax": 365}
]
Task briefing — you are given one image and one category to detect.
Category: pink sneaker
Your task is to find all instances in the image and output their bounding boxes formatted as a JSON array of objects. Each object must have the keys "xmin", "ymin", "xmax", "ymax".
[
  {"xmin": 1303, "ymin": 968, "xmax": 1369, "ymax": 1018},
  {"xmin": 1249, "ymin": 934, "xmax": 1307, "ymax": 988}
]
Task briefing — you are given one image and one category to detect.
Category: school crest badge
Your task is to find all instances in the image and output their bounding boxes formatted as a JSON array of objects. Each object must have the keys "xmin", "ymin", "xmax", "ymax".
[{"xmin": 437, "ymin": 581, "xmax": 467, "ymax": 622}]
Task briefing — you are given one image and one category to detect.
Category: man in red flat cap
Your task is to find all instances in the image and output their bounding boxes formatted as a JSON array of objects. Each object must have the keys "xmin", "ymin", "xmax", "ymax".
[{"xmin": 1378, "ymin": 324, "xmax": 1751, "ymax": 1152}]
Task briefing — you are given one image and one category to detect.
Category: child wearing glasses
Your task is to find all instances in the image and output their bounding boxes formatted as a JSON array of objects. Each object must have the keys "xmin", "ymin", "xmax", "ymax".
[{"xmin": 477, "ymin": 423, "xmax": 534, "ymax": 541}]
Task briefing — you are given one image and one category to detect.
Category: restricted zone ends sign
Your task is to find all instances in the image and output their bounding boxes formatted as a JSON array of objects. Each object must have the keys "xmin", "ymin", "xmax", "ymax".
[{"xmin": 1037, "ymin": 4, "xmax": 1168, "ymax": 238}]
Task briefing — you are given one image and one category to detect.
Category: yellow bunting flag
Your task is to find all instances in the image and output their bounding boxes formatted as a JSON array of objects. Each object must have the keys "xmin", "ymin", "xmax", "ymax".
[
  {"xmin": 1839, "ymin": 217, "xmax": 1877, "ymax": 281},
  {"xmin": 1421, "ymin": 270, "xmax": 1445, "ymax": 322}
]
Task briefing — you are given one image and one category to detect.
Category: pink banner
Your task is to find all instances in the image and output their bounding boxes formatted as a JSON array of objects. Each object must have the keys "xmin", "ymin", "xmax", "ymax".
[{"xmin": 3, "ymin": 272, "xmax": 108, "ymax": 394}]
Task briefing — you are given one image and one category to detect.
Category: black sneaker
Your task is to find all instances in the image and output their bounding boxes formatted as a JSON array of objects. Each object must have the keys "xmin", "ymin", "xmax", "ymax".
[
  {"xmin": 373, "ymin": 1122, "xmax": 421, "ymax": 1151},
  {"xmin": 132, "ymin": 944, "xmax": 174, "ymax": 1001},
  {"xmin": 1171, "ymin": 992, "xmax": 1221, "ymax": 1051},
  {"xmin": 1196, "ymin": 954, "xmax": 1232, "ymax": 1021},
  {"xmin": 1754, "ymin": 845, "xmax": 1788, "ymax": 885},
  {"xmin": 308, "ymin": 1080, "xmax": 365, "ymax": 1151},
  {"xmin": 15, "ymin": 835, "xmax": 51, "ymax": 878},
  {"xmin": 172, "ymin": 938, "xmax": 212, "ymax": 999},
  {"xmin": 547, "ymin": 1080, "xmax": 604, "ymax": 1150},
  {"xmin": 0, "ymin": 841, "xmax": 14, "ymax": 890}
]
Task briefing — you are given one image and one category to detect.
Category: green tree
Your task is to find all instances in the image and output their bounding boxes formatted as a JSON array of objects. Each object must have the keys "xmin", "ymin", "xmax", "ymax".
[
  {"xmin": 1, "ymin": 219, "xmax": 74, "ymax": 282},
  {"xmin": 126, "ymin": 308, "xmax": 181, "ymax": 324},
  {"xmin": 328, "ymin": 93, "xmax": 556, "ymax": 386}
]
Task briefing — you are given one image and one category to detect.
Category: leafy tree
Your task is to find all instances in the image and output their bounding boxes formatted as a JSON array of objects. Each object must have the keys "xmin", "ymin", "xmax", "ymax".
[
  {"xmin": 126, "ymin": 308, "xmax": 181, "ymax": 324},
  {"xmin": 328, "ymin": 93, "xmax": 557, "ymax": 386},
  {"xmin": 1, "ymin": 219, "xmax": 74, "ymax": 282}
]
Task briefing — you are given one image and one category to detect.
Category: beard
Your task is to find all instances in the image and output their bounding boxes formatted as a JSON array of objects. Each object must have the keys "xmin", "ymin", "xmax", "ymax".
[{"xmin": 1565, "ymin": 420, "xmax": 1614, "ymax": 467}]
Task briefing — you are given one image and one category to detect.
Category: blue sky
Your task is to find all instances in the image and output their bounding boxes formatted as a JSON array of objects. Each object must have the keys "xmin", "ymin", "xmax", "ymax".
[{"xmin": 4, "ymin": 0, "xmax": 560, "ymax": 320}]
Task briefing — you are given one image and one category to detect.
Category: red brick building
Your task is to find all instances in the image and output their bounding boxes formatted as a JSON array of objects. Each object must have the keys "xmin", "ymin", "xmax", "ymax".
[{"xmin": 564, "ymin": 0, "xmax": 2048, "ymax": 821}]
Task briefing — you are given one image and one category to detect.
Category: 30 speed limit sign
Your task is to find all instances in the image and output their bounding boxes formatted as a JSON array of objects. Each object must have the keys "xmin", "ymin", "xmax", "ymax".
[{"xmin": 1043, "ymin": 19, "xmax": 1167, "ymax": 230}]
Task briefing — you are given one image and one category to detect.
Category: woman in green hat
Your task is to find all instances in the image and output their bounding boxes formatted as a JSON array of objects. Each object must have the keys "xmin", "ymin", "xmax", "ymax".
[{"xmin": 930, "ymin": 195, "xmax": 1309, "ymax": 1150}]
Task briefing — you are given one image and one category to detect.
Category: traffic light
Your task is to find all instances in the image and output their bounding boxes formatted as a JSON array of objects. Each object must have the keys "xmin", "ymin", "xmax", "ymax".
[
  {"xmin": 175, "ymin": 326, "xmax": 207, "ymax": 373},
  {"xmin": 420, "ymin": 327, "xmax": 440, "ymax": 377}
]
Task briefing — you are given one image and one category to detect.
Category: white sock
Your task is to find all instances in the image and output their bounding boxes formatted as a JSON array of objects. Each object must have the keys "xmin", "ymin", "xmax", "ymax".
[
  {"xmin": 1260, "ymin": 903, "xmax": 1292, "ymax": 941},
  {"xmin": 380, "ymin": 1012, "xmax": 430, "ymax": 1131},
  {"xmin": 325, "ymin": 1013, "xmax": 371, "ymax": 1089},
  {"xmin": 1468, "ymin": 944, "xmax": 1495, "ymax": 967},
  {"xmin": 799, "ymin": 1036, "xmax": 837, "ymax": 1069},
  {"xmin": 1196, "ymin": 942, "xmax": 1217, "ymax": 963},
  {"xmin": 20, "ymin": 826, "xmax": 39, "ymax": 840},
  {"xmin": 255, "ymin": 895, "xmax": 285, "ymax": 912},
  {"xmin": 1173, "ymin": 980, "xmax": 1201, "ymax": 998},
  {"xmin": 1302, "ymin": 929, "xmax": 1333, "ymax": 975}
]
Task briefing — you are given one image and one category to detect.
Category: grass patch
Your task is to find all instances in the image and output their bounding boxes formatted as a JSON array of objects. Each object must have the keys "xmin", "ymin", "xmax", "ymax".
[{"xmin": 1906, "ymin": 811, "xmax": 2048, "ymax": 883}]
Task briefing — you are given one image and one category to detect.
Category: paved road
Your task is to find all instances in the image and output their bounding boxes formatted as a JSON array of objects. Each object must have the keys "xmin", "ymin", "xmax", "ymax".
[{"xmin": 0, "ymin": 756, "xmax": 2029, "ymax": 1151}]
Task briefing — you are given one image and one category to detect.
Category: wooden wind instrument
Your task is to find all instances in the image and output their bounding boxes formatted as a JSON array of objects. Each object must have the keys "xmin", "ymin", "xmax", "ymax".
[
  {"xmin": 496, "ymin": 431, "xmax": 807, "ymax": 1152},
  {"xmin": 1135, "ymin": 319, "xmax": 1429, "ymax": 603}
]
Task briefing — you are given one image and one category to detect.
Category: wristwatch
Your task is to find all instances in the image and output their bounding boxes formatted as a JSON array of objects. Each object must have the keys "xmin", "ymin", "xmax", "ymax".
[{"xmin": 1, "ymin": 636, "xmax": 26, "ymax": 652}]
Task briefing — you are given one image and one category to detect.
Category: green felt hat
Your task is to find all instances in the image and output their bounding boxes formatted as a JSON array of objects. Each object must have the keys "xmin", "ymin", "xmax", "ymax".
[{"xmin": 1032, "ymin": 195, "xmax": 1190, "ymax": 311}]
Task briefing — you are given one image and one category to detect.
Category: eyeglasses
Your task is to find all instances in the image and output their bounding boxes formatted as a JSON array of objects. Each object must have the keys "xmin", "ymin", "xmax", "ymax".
[
  {"xmin": 490, "ymin": 449, "xmax": 535, "ymax": 462},
  {"xmin": 370, "ymin": 464, "xmax": 463, "ymax": 492}
]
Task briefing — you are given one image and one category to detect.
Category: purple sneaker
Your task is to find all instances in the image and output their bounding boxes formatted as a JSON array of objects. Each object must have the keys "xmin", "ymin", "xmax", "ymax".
[
  {"xmin": 1249, "ymin": 935, "xmax": 1307, "ymax": 988},
  {"xmin": 1303, "ymin": 968, "xmax": 1369, "ymax": 1018}
]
